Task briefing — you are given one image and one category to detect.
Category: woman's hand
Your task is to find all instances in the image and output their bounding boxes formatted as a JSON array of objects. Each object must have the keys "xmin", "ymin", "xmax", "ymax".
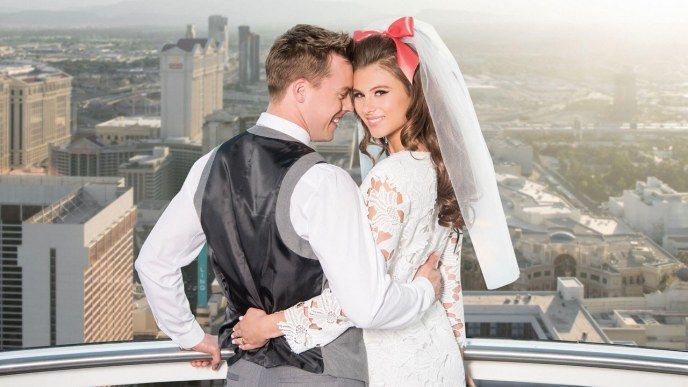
[
  {"xmin": 231, "ymin": 308, "xmax": 284, "ymax": 351},
  {"xmin": 460, "ymin": 347, "xmax": 476, "ymax": 387},
  {"xmin": 465, "ymin": 372, "xmax": 476, "ymax": 387}
]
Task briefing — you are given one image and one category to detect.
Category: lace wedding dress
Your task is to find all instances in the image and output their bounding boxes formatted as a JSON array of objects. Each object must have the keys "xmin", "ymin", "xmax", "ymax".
[{"xmin": 279, "ymin": 150, "xmax": 466, "ymax": 386}]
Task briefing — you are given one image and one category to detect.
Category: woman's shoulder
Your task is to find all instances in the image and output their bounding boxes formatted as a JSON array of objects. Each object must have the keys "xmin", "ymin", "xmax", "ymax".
[{"xmin": 362, "ymin": 151, "xmax": 433, "ymax": 192}]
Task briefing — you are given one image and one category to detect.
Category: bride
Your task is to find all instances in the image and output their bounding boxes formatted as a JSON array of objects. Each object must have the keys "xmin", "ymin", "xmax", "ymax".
[{"xmin": 230, "ymin": 17, "xmax": 518, "ymax": 386}]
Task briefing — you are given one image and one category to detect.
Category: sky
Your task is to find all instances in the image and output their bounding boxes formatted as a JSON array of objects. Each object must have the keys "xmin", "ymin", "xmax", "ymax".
[{"xmin": 1, "ymin": 0, "xmax": 688, "ymax": 26}]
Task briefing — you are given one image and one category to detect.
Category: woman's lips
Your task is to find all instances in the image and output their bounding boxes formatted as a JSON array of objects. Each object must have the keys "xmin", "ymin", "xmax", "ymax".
[{"xmin": 366, "ymin": 116, "xmax": 384, "ymax": 127}]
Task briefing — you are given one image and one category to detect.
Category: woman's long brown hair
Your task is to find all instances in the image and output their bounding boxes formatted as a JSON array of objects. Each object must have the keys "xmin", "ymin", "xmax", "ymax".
[{"xmin": 354, "ymin": 35, "xmax": 464, "ymax": 229}]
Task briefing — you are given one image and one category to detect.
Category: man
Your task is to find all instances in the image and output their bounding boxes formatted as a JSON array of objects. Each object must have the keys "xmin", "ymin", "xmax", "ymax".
[{"xmin": 135, "ymin": 24, "xmax": 441, "ymax": 386}]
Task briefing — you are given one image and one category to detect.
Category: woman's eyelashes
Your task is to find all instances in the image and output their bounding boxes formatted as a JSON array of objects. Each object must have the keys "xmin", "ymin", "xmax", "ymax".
[{"xmin": 353, "ymin": 89, "xmax": 389, "ymax": 99}]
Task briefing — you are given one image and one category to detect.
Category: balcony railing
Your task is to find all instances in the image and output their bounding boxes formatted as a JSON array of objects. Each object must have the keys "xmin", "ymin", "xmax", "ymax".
[{"xmin": 0, "ymin": 339, "xmax": 686, "ymax": 386}]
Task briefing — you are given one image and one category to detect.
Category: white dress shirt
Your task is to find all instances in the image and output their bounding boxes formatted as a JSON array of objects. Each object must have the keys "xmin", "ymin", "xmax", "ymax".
[{"xmin": 134, "ymin": 112, "xmax": 435, "ymax": 349}]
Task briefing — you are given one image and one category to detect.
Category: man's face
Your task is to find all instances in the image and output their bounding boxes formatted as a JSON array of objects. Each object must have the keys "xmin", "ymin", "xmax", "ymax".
[{"xmin": 302, "ymin": 54, "xmax": 353, "ymax": 142}]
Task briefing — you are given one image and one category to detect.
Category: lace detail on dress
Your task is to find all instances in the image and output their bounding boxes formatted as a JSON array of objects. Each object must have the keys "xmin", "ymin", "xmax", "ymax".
[
  {"xmin": 280, "ymin": 173, "xmax": 410, "ymax": 353},
  {"xmin": 278, "ymin": 288, "xmax": 353, "ymax": 354},
  {"xmin": 282, "ymin": 152, "xmax": 465, "ymax": 385},
  {"xmin": 365, "ymin": 177, "xmax": 407, "ymax": 261},
  {"xmin": 440, "ymin": 230, "xmax": 467, "ymax": 350}
]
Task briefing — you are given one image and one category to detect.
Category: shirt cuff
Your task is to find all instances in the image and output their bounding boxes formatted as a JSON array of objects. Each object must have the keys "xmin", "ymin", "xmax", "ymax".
[
  {"xmin": 176, "ymin": 320, "xmax": 206, "ymax": 350},
  {"xmin": 412, "ymin": 276, "xmax": 436, "ymax": 311}
]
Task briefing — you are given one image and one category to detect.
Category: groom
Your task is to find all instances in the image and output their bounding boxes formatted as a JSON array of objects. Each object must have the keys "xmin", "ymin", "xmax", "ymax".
[{"xmin": 135, "ymin": 24, "xmax": 441, "ymax": 385}]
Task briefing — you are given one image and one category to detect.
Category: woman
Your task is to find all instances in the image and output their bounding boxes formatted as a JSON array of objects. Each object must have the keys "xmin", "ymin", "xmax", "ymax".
[{"xmin": 232, "ymin": 17, "xmax": 519, "ymax": 386}]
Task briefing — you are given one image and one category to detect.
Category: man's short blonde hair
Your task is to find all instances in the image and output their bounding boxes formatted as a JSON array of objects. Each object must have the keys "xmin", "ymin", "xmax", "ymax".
[{"xmin": 266, "ymin": 24, "xmax": 353, "ymax": 101}]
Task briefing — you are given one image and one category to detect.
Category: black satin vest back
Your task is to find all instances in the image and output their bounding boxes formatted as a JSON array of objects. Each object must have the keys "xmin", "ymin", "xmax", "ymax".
[{"xmin": 199, "ymin": 129, "xmax": 326, "ymax": 372}]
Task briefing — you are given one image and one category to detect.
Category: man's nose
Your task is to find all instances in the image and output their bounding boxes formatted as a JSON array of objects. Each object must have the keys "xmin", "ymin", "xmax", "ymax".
[{"xmin": 342, "ymin": 94, "xmax": 354, "ymax": 113}]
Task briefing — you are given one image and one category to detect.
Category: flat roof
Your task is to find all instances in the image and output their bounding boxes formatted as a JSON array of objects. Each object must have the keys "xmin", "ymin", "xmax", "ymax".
[
  {"xmin": 96, "ymin": 116, "xmax": 161, "ymax": 128},
  {"xmin": 464, "ymin": 291, "xmax": 607, "ymax": 343}
]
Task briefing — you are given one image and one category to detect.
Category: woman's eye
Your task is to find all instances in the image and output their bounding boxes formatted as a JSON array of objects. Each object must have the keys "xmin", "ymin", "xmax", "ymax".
[
  {"xmin": 352, "ymin": 92, "xmax": 363, "ymax": 99},
  {"xmin": 374, "ymin": 90, "xmax": 388, "ymax": 96}
]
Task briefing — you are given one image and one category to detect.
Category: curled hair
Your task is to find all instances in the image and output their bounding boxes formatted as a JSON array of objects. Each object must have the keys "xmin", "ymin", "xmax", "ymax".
[{"xmin": 354, "ymin": 35, "xmax": 464, "ymax": 229}]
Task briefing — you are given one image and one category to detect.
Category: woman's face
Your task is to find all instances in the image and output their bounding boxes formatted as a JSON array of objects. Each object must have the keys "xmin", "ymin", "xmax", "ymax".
[{"xmin": 352, "ymin": 63, "xmax": 411, "ymax": 140}]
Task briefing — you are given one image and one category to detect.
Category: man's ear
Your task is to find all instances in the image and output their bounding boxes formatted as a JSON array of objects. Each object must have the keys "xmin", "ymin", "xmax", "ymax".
[{"xmin": 291, "ymin": 78, "xmax": 308, "ymax": 103}]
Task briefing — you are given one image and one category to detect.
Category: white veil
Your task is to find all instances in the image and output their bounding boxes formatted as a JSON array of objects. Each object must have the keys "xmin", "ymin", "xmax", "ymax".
[{"xmin": 356, "ymin": 18, "xmax": 519, "ymax": 289}]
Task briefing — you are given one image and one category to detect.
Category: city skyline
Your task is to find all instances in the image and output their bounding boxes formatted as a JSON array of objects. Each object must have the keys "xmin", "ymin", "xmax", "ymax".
[{"xmin": 0, "ymin": 8, "xmax": 687, "ymax": 359}]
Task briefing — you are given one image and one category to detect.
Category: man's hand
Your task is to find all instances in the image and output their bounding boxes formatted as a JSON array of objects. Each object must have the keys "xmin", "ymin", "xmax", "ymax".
[
  {"xmin": 231, "ymin": 308, "xmax": 283, "ymax": 351},
  {"xmin": 189, "ymin": 333, "xmax": 221, "ymax": 370},
  {"xmin": 414, "ymin": 251, "xmax": 442, "ymax": 300}
]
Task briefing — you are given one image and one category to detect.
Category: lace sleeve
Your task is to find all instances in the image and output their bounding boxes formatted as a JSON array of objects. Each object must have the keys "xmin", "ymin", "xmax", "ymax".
[
  {"xmin": 364, "ymin": 175, "xmax": 408, "ymax": 264},
  {"xmin": 278, "ymin": 288, "xmax": 353, "ymax": 354},
  {"xmin": 278, "ymin": 173, "xmax": 409, "ymax": 353},
  {"xmin": 440, "ymin": 229, "xmax": 466, "ymax": 350}
]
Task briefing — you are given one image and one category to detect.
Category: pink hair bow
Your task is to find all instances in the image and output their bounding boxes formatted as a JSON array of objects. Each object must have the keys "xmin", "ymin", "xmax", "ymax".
[{"xmin": 353, "ymin": 16, "xmax": 420, "ymax": 84}]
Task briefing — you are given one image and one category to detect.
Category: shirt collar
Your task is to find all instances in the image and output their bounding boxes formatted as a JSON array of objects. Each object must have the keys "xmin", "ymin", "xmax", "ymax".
[{"xmin": 256, "ymin": 112, "xmax": 311, "ymax": 144}]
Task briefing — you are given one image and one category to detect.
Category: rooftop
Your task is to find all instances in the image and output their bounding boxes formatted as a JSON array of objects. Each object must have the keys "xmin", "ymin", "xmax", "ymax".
[
  {"xmin": 0, "ymin": 176, "xmax": 125, "ymax": 225},
  {"xmin": 0, "ymin": 61, "xmax": 70, "ymax": 83},
  {"xmin": 464, "ymin": 290, "xmax": 608, "ymax": 343},
  {"xmin": 161, "ymin": 38, "xmax": 209, "ymax": 53},
  {"xmin": 120, "ymin": 146, "xmax": 170, "ymax": 169},
  {"xmin": 96, "ymin": 116, "xmax": 161, "ymax": 128}
]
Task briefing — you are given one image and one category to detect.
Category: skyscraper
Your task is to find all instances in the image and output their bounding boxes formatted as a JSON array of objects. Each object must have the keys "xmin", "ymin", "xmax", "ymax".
[
  {"xmin": 0, "ymin": 77, "xmax": 9, "ymax": 173},
  {"xmin": 612, "ymin": 72, "xmax": 638, "ymax": 122},
  {"xmin": 238, "ymin": 26, "xmax": 251, "ymax": 85},
  {"xmin": 208, "ymin": 15, "xmax": 229, "ymax": 69},
  {"xmin": 238, "ymin": 26, "xmax": 261, "ymax": 85},
  {"xmin": 160, "ymin": 30, "xmax": 224, "ymax": 141},
  {"xmin": 118, "ymin": 146, "xmax": 174, "ymax": 203},
  {"xmin": 0, "ymin": 176, "xmax": 136, "ymax": 349},
  {"xmin": 250, "ymin": 33, "xmax": 261, "ymax": 83},
  {"xmin": 1, "ymin": 62, "xmax": 72, "ymax": 169},
  {"xmin": 50, "ymin": 137, "xmax": 139, "ymax": 177}
]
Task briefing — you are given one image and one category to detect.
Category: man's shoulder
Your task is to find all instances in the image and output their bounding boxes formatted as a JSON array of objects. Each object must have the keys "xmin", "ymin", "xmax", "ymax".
[
  {"xmin": 296, "ymin": 162, "xmax": 358, "ymax": 197},
  {"xmin": 215, "ymin": 130, "xmax": 253, "ymax": 153},
  {"xmin": 307, "ymin": 162, "xmax": 354, "ymax": 183}
]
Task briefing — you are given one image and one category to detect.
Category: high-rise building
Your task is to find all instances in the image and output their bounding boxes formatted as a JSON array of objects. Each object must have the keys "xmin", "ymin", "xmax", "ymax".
[
  {"xmin": 185, "ymin": 24, "xmax": 196, "ymax": 39},
  {"xmin": 95, "ymin": 116, "xmax": 161, "ymax": 145},
  {"xmin": 119, "ymin": 146, "xmax": 173, "ymax": 203},
  {"xmin": 160, "ymin": 31, "xmax": 224, "ymax": 141},
  {"xmin": 208, "ymin": 15, "xmax": 229, "ymax": 69},
  {"xmin": 201, "ymin": 110, "xmax": 258, "ymax": 153},
  {"xmin": 0, "ymin": 77, "xmax": 9, "ymax": 173},
  {"xmin": 1, "ymin": 62, "xmax": 72, "ymax": 169},
  {"xmin": 250, "ymin": 33, "xmax": 260, "ymax": 83},
  {"xmin": 157, "ymin": 138, "xmax": 203, "ymax": 195},
  {"xmin": 50, "ymin": 137, "xmax": 139, "ymax": 177},
  {"xmin": 50, "ymin": 137, "xmax": 203, "ymax": 198},
  {"xmin": 238, "ymin": 26, "xmax": 251, "ymax": 85},
  {"xmin": 238, "ymin": 26, "xmax": 260, "ymax": 85},
  {"xmin": 612, "ymin": 72, "xmax": 638, "ymax": 122},
  {"xmin": 488, "ymin": 137, "xmax": 533, "ymax": 176},
  {"xmin": 608, "ymin": 176, "xmax": 688, "ymax": 252},
  {"xmin": 0, "ymin": 175, "xmax": 136, "ymax": 349}
]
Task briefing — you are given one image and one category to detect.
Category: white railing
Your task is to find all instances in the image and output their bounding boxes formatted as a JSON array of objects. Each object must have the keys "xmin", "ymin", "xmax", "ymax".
[{"xmin": 0, "ymin": 339, "xmax": 686, "ymax": 386}]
